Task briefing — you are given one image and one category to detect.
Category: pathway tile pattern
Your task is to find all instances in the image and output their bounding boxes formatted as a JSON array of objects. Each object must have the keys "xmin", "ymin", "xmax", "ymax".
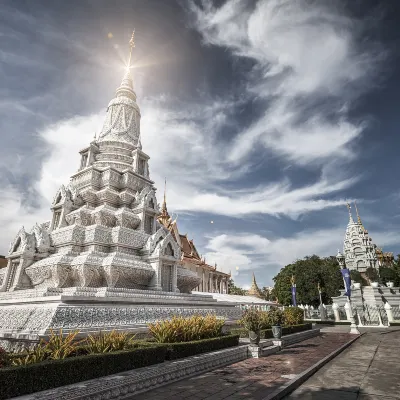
[
  {"xmin": 286, "ymin": 330, "xmax": 400, "ymax": 400},
  {"xmin": 129, "ymin": 333, "xmax": 353, "ymax": 400}
]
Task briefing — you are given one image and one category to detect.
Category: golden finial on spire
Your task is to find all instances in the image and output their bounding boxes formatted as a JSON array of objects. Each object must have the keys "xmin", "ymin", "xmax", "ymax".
[
  {"xmin": 317, "ymin": 282, "xmax": 321, "ymax": 292},
  {"xmin": 127, "ymin": 30, "xmax": 135, "ymax": 69},
  {"xmin": 291, "ymin": 275, "xmax": 295, "ymax": 286}
]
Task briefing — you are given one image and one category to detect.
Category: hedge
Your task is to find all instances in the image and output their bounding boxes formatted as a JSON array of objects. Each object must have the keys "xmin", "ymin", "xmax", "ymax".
[
  {"xmin": 313, "ymin": 320, "xmax": 351, "ymax": 326},
  {"xmin": 230, "ymin": 323, "xmax": 312, "ymax": 339},
  {"xmin": 0, "ymin": 335, "xmax": 240, "ymax": 399},
  {"xmin": 0, "ymin": 344, "xmax": 166, "ymax": 400},
  {"xmin": 164, "ymin": 334, "xmax": 239, "ymax": 361}
]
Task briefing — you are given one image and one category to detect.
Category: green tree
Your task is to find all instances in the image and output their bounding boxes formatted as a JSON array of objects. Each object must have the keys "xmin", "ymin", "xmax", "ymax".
[
  {"xmin": 393, "ymin": 255, "xmax": 400, "ymax": 287},
  {"xmin": 260, "ymin": 287, "xmax": 272, "ymax": 301},
  {"xmin": 228, "ymin": 278, "xmax": 247, "ymax": 296},
  {"xmin": 272, "ymin": 255, "xmax": 343, "ymax": 307},
  {"xmin": 379, "ymin": 267, "xmax": 396, "ymax": 285}
]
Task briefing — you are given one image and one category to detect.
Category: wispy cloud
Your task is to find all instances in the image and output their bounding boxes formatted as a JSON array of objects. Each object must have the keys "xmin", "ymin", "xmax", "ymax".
[{"xmin": 187, "ymin": 0, "xmax": 384, "ymax": 166}]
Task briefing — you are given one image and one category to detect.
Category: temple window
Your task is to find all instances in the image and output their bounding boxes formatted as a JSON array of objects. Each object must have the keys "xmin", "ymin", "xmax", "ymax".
[
  {"xmin": 13, "ymin": 237, "xmax": 21, "ymax": 253},
  {"xmin": 148, "ymin": 198, "xmax": 155, "ymax": 209},
  {"xmin": 165, "ymin": 243, "xmax": 174, "ymax": 257},
  {"xmin": 80, "ymin": 152, "xmax": 88, "ymax": 170},
  {"xmin": 144, "ymin": 215, "xmax": 154, "ymax": 234},
  {"xmin": 138, "ymin": 159, "xmax": 146, "ymax": 175},
  {"xmin": 53, "ymin": 211, "xmax": 61, "ymax": 230}
]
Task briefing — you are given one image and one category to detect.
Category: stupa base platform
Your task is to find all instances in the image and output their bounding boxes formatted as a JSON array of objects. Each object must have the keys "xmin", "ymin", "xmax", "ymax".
[{"xmin": 0, "ymin": 287, "xmax": 242, "ymax": 351}]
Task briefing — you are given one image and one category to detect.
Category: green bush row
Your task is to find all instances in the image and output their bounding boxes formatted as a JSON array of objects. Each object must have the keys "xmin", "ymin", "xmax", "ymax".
[
  {"xmin": 230, "ymin": 323, "xmax": 312, "ymax": 339},
  {"xmin": 0, "ymin": 335, "xmax": 239, "ymax": 400},
  {"xmin": 313, "ymin": 320, "xmax": 351, "ymax": 325},
  {"xmin": 164, "ymin": 334, "xmax": 239, "ymax": 360},
  {"xmin": 0, "ymin": 343, "xmax": 165, "ymax": 400}
]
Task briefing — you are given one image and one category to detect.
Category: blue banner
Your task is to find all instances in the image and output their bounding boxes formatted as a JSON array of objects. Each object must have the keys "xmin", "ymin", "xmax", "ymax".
[
  {"xmin": 291, "ymin": 285, "xmax": 297, "ymax": 306},
  {"xmin": 341, "ymin": 268, "xmax": 352, "ymax": 297}
]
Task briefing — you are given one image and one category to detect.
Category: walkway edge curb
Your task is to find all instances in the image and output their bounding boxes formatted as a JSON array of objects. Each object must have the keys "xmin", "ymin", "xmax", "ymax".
[{"xmin": 261, "ymin": 333, "xmax": 363, "ymax": 400}]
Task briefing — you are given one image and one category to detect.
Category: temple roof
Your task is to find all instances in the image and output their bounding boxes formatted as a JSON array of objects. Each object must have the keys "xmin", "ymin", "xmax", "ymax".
[
  {"xmin": 157, "ymin": 188, "xmax": 229, "ymax": 276},
  {"xmin": 247, "ymin": 272, "xmax": 263, "ymax": 298}
]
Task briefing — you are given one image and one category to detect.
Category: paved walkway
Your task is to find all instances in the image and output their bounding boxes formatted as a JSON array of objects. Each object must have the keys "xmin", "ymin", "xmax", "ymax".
[
  {"xmin": 129, "ymin": 333, "xmax": 353, "ymax": 400},
  {"xmin": 285, "ymin": 330, "xmax": 400, "ymax": 399}
]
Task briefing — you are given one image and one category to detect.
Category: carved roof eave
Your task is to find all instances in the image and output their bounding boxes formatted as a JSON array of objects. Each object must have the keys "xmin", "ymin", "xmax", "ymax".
[
  {"xmin": 69, "ymin": 165, "xmax": 155, "ymax": 185},
  {"xmin": 132, "ymin": 148, "xmax": 150, "ymax": 160}
]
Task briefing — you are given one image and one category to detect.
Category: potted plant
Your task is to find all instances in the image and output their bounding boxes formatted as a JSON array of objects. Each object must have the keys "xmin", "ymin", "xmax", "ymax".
[
  {"xmin": 350, "ymin": 270, "xmax": 364, "ymax": 289},
  {"xmin": 267, "ymin": 308, "xmax": 284, "ymax": 339},
  {"xmin": 239, "ymin": 308, "xmax": 262, "ymax": 345},
  {"xmin": 365, "ymin": 267, "xmax": 379, "ymax": 287}
]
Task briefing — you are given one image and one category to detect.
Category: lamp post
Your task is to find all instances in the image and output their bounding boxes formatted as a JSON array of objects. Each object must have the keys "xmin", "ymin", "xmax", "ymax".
[{"xmin": 336, "ymin": 250, "xmax": 360, "ymax": 334}]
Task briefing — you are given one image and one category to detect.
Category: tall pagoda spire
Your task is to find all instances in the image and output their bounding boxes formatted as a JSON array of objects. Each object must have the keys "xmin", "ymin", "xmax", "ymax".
[
  {"xmin": 157, "ymin": 178, "xmax": 172, "ymax": 228},
  {"xmin": 98, "ymin": 30, "xmax": 141, "ymax": 147},
  {"xmin": 354, "ymin": 201, "xmax": 364, "ymax": 230},
  {"xmin": 247, "ymin": 272, "xmax": 262, "ymax": 298},
  {"xmin": 115, "ymin": 31, "xmax": 136, "ymax": 101},
  {"xmin": 346, "ymin": 203, "xmax": 355, "ymax": 224}
]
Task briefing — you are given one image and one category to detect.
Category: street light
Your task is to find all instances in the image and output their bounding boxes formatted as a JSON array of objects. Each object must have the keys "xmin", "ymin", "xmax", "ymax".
[{"xmin": 336, "ymin": 250, "xmax": 360, "ymax": 334}]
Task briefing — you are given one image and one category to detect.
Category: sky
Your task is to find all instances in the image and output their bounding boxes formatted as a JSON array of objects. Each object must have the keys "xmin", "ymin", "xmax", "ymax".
[{"xmin": 1, "ymin": 0, "xmax": 400, "ymax": 288}]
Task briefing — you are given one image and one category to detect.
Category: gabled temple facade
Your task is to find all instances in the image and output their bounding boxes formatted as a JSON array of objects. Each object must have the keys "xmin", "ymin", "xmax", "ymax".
[{"xmin": 157, "ymin": 189, "xmax": 229, "ymax": 294}]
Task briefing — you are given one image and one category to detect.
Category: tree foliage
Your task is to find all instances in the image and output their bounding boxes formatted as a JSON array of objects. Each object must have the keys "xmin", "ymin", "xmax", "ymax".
[
  {"xmin": 260, "ymin": 287, "xmax": 272, "ymax": 301},
  {"xmin": 228, "ymin": 279, "xmax": 247, "ymax": 296},
  {"xmin": 272, "ymin": 255, "xmax": 343, "ymax": 307}
]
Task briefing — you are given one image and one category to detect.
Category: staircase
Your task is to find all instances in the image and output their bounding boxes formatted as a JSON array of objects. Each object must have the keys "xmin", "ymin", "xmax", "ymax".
[{"xmin": 361, "ymin": 286, "xmax": 377, "ymax": 307}]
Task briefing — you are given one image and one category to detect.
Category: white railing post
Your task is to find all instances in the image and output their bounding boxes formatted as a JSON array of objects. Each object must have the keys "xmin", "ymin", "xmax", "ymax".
[
  {"xmin": 344, "ymin": 301, "xmax": 352, "ymax": 321},
  {"xmin": 332, "ymin": 303, "xmax": 340, "ymax": 322},
  {"xmin": 384, "ymin": 302, "xmax": 394, "ymax": 324}
]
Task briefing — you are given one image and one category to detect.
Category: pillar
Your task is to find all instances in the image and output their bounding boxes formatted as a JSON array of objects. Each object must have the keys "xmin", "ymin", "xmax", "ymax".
[
  {"xmin": 332, "ymin": 303, "xmax": 340, "ymax": 322},
  {"xmin": 209, "ymin": 273, "xmax": 213, "ymax": 293},
  {"xmin": 202, "ymin": 270, "xmax": 205, "ymax": 292},
  {"xmin": 344, "ymin": 301, "xmax": 352, "ymax": 321},
  {"xmin": 385, "ymin": 302, "xmax": 394, "ymax": 323}
]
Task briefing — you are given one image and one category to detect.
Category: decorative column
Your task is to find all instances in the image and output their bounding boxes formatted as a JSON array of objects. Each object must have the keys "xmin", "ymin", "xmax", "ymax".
[
  {"xmin": 332, "ymin": 303, "xmax": 340, "ymax": 322},
  {"xmin": 384, "ymin": 302, "xmax": 394, "ymax": 324},
  {"xmin": 202, "ymin": 270, "xmax": 205, "ymax": 292},
  {"xmin": 209, "ymin": 273, "xmax": 213, "ymax": 293},
  {"xmin": 344, "ymin": 301, "xmax": 352, "ymax": 321}
]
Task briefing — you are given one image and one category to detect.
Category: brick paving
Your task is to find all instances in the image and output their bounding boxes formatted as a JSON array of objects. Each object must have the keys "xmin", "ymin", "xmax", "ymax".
[{"xmin": 129, "ymin": 333, "xmax": 354, "ymax": 400}]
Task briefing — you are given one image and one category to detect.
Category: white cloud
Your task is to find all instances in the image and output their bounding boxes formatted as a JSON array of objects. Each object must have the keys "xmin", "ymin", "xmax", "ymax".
[{"xmin": 188, "ymin": 0, "xmax": 383, "ymax": 165}]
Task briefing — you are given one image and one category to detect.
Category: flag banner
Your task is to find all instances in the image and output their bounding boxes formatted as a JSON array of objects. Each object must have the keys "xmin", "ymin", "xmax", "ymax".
[
  {"xmin": 291, "ymin": 285, "xmax": 297, "ymax": 306},
  {"xmin": 340, "ymin": 268, "xmax": 352, "ymax": 297}
]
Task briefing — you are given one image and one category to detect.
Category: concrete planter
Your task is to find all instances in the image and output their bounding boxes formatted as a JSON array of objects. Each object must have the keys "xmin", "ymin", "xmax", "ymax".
[
  {"xmin": 371, "ymin": 282, "xmax": 379, "ymax": 288},
  {"xmin": 353, "ymin": 283, "xmax": 361, "ymax": 289},
  {"xmin": 249, "ymin": 331, "xmax": 260, "ymax": 345},
  {"xmin": 271, "ymin": 325, "xmax": 282, "ymax": 339}
]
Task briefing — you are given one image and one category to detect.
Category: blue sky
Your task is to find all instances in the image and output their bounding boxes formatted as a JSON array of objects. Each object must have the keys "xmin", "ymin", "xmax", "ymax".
[{"xmin": 1, "ymin": 0, "xmax": 400, "ymax": 288}]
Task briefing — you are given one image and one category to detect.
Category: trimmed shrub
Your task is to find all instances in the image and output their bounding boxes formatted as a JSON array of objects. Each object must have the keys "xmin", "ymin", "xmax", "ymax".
[
  {"xmin": 235, "ymin": 323, "xmax": 312, "ymax": 339},
  {"xmin": 239, "ymin": 308, "xmax": 264, "ymax": 332},
  {"xmin": 164, "ymin": 334, "xmax": 239, "ymax": 360},
  {"xmin": 266, "ymin": 308, "xmax": 284, "ymax": 326},
  {"xmin": 148, "ymin": 315, "xmax": 225, "ymax": 343},
  {"xmin": 85, "ymin": 330, "xmax": 137, "ymax": 354},
  {"xmin": 0, "ymin": 344, "xmax": 166, "ymax": 400},
  {"xmin": 283, "ymin": 307, "xmax": 304, "ymax": 326},
  {"xmin": 0, "ymin": 348, "xmax": 10, "ymax": 369}
]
